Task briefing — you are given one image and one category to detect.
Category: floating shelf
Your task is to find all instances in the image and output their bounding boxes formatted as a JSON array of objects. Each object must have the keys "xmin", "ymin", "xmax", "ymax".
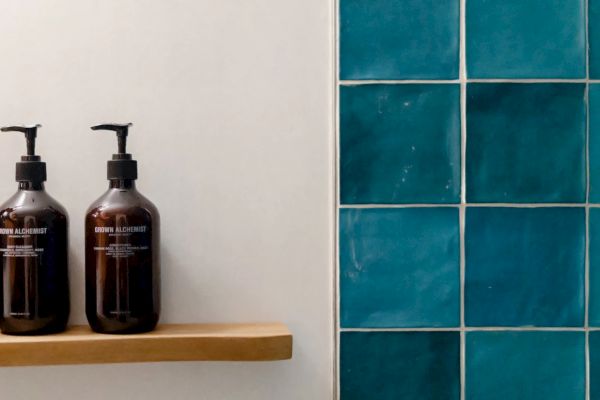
[{"xmin": 0, "ymin": 323, "xmax": 292, "ymax": 366}]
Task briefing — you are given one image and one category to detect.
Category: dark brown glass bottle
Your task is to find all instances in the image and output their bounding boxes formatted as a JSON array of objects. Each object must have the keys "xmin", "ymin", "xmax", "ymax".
[
  {"xmin": 85, "ymin": 124, "xmax": 160, "ymax": 334},
  {"xmin": 0, "ymin": 125, "xmax": 69, "ymax": 335}
]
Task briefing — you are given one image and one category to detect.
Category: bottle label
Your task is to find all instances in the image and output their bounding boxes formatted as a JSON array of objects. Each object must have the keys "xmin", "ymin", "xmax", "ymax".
[
  {"xmin": 93, "ymin": 225, "xmax": 150, "ymax": 258},
  {"xmin": 0, "ymin": 227, "xmax": 47, "ymax": 258}
]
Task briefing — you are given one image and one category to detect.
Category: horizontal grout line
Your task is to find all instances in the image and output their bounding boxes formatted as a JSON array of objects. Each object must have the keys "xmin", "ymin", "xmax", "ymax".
[
  {"xmin": 342, "ymin": 327, "xmax": 462, "ymax": 332},
  {"xmin": 341, "ymin": 79, "xmax": 460, "ymax": 85},
  {"xmin": 469, "ymin": 79, "xmax": 587, "ymax": 83},
  {"xmin": 340, "ymin": 79, "xmax": 591, "ymax": 85},
  {"xmin": 340, "ymin": 203, "xmax": 459, "ymax": 208},
  {"xmin": 341, "ymin": 327, "xmax": 599, "ymax": 332},
  {"xmin": 340, "ymin": 203, "xmax": 594, "ymax": 208}
]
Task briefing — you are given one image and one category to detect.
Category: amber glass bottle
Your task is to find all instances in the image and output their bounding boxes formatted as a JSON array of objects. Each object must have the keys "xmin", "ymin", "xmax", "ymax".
[
  {"xmin": 0, "ymin": 125, "xmax": 69, "ymax": 335},
  {"xmin": 85, "ymin": 123, "xmax": 160, "ymax": 334}
]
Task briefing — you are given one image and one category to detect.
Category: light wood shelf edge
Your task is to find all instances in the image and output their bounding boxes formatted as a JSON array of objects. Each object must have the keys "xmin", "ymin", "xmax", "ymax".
[{"xmin": 0, "ymin": 323, "xmax": 293, "ymax": 366}]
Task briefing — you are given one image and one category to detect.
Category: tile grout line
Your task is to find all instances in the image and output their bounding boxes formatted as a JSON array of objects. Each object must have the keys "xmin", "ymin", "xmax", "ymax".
[
  {"xmin": 459, "ymin": 0, "xmax": 467, "ymax": 397},
  {"xmin": 340, "ymin": 203, "xmax": 596, "ymax": 208},
  {"xmin": 586, "ymin": 0, "xmax": 591, "ymax": 397},
  {"xmin": 459, "ymin": 206, "xmax": 466, "ymax": 400},
  {"xmin": 341, "ymin": 327, "xmax": 600, "ymax": 332},
  {"xmin": 586, "ymin": 204, "xmax": 591, "ymax": 391},
  {"xmin": 340, "ymin": 79, "xmax": 591, "ymax": 85},
  {"xmin": 334, "ymin": 0, "xmax": 340, "ymax": 398}
]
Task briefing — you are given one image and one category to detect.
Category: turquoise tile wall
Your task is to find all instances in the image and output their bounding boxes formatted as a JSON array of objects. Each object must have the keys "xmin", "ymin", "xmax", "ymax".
[
  {"xmin": 466, "ymin": 0, "xmax": 585, "ymax": 78},
  {"xmin": 340, "ymin": 208, "xmax": 460, "ymax": 327},
  {"xmin": 590, "ymin": 332, "xmax": 600, "ymax": 398},
  {"xmin": 341, "ymin": 84, "xmax": 461, "ymax": 204},
  {"xmin": 589, "ymin": 208, "xmax": 600, "ymax": 325},
  {"xmin": 467, "ymin": 332, "xmax": 585, "ymax": 400},
  {"xmin": 341, "ymin": 332, "xmax": 460, "ymax": 400},
  {"xmin": 338, "ymin": 0, "xmax": 599, "ymax": 398},
  {"xmin": 590, "ymin": 0, "xmax": 600, "ymax": 77},
  {"xmin": 466, "ymin": 83, "xmax": 586, "ymax": 203},
  {"xmin": 590, "ymin": 85, "xmax": 600, "ymax": 200},
  {"xmin": 340, "ymin": 0, "xmax": 459, "ymax": 79},
  {"xmin": 465, "ymin": 207, "xmax": 585, "ymax": 327}
]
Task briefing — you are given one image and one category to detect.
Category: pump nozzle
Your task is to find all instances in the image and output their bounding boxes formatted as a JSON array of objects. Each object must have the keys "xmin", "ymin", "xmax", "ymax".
[
  {"xmin": 1, "ymin": 124, "xmax": 41, "ymax": 157},
  {"xmin": 1, "ymin": 124, "xmax": 46, "ymax": 183},
  {"xmin": 91, "ymin": 123, "xmax": 132, "ymax": 154},
  {"xmin": 91, "ymin": 123, "xmax": 138, "ymax": 181}
]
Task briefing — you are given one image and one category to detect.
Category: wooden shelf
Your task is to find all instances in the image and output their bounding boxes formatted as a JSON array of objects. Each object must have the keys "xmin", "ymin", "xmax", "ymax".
[{"xmin": 0, "ymin": 323, "xmax": 292, "ymax": 366}]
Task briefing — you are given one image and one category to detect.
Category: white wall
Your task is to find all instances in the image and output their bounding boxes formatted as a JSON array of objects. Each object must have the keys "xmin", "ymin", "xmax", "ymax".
[{"xmin": 0, "ymin": 1, "xmax": 333, "ymax": 399}]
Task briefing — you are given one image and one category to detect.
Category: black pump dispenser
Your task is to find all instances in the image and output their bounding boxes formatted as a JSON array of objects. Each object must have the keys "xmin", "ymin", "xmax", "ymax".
[
  {"xmin": 0, "ymin": 124, "xmax": 46, "ymax": 183},
  {"xmin": 91, "ymin": 123, "xmax": 137, "ymax": 181}
]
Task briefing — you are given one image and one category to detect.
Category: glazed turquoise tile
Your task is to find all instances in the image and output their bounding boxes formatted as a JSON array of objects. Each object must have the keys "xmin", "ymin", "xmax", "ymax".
[
  {"xmin": 466, "ymin": 83, "xmax": 586, "ymax": 203},
  {"xmin": 590, "ymin": 85, "xmax": 600, "ymax": 202},
  {"xmin": 590, "ymin": 0, "xmax": 600, "ymax": 77},
  {"xmin": 340, "ymin": 208, "xmax": 459, "ymax": 328},
  {"xmin": 341, "ymin": 332, "xmax": 460, "ymax": 400},
  {"xmin": 589, "ymin": 209, "xmax": 600, "ymax": 325},
  {"xmin": 340, "ymin": 0, "xmax": 459, "ymax": 80},
  {"xmin": 341, "ymin": 84, "xmax": 460, "ymax": 204},
  {"xmin": 465, "ymin": 207, "xmax": 585, "ymax": 327},
  {"xmin": 466, "ymin": 0, "xmax": 585, "ymax": 78},
  {"xmin": 466, "ymin": 332, "xmax": 585, "ymax": 400},
  {"xmin": 590, "ymin": 332, "xmax": 600, "ymax": 399}
]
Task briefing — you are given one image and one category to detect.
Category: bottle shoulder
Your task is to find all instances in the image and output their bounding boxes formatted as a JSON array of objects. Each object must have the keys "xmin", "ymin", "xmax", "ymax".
[
  {"xmin": 86, "ymin": 187, "xmax": 159, "ymax": 219},
  {"xmin": 0, "ymin": 189, "xmax": 68, "ymax": 220}
]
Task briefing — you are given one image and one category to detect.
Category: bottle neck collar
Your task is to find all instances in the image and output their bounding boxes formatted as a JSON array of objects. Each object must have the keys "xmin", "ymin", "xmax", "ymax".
[
  {"xmin": 18, "ymin": 181, "xmax": 44, "ymax": 191},
  {"xmin": 109, "ymin": 179, "xmax": 136, "ymax": 189}
]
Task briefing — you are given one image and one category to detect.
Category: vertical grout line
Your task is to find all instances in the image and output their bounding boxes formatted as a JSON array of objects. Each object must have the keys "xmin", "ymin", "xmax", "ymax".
[
  {"xmin": 334, "ymin": 0, "xmax": 340, "ymax": 398},
  {"xmin": 459, "ymin": 206, "xmax": 466, "ymax": 400},
  {"xmin": 586, "ymin": 154, "xmax": 591, "ymax": 400},
  {"xmin": 459, "ymin": 0, "xmax": 467, "ymax": 398},
  {"xmin": 459, "ymin": 0, "xmax": 467, "ymax": 209},
  {"xmin": 586, "ymin": 0, "xmax": 591, "ymax": 398}
]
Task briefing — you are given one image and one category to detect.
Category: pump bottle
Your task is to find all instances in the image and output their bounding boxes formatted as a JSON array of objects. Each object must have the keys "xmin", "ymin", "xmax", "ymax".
[
  {"xmin": 85, "ymin": 123, "xmax": 160, "ymax": 333},
  {"xmin": 0, "ymin": 125, "xmax": 69, "ymax": 335}
]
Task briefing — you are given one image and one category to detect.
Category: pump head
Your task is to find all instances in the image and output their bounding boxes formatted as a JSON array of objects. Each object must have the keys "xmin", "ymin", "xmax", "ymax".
[
  {"xmin": 1, "ymin": 124, "xmax": 46, "ymax": 183},
  {"xmin": 91, "ymin": 123, "xmax": 137, "ymax": 180}
]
